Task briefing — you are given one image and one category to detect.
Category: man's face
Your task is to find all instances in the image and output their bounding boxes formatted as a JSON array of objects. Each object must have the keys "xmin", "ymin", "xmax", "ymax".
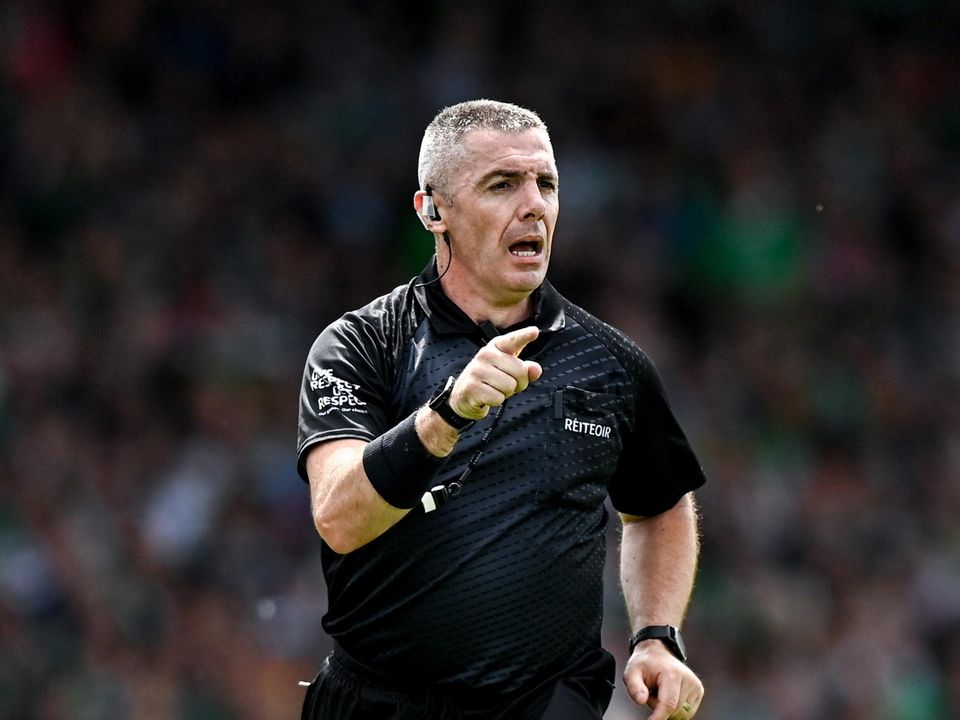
[{"xmin": 440, "ymin": 128, "xmax": 559, "ymax": 306}]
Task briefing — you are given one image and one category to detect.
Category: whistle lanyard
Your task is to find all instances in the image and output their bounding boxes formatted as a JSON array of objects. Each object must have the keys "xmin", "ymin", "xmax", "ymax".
[{"xmin": 420, "ymin": 402, "xmax": 507, "ymax": 513}]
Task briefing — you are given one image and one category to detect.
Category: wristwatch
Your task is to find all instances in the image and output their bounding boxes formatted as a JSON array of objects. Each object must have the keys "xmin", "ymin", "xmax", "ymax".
[
  {"xmin": 428, "ymin": 376, "xmax": 475, "ymax": 433},
  {"xmin": 628, "ymin": 625, "xmax": 688, "ymax": 663}
]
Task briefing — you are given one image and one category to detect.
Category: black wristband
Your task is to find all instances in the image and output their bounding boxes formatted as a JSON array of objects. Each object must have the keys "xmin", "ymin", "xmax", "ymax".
[{"xmin": 362, "ymin": 412, "xmax": 447, "ymax": 509}]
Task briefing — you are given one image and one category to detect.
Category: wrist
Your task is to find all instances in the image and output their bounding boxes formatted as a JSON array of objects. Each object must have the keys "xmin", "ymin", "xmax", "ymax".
[
  {"xmin": 428, "ymin": 376, "xmax": 477, "ymax": 433},
  {"xmin": 415, "ymin": 405, "xmax": 459, "ymax": 458},
  {"xmin": 628, "ymin": 625, "xmax": 688, "ymax": 663},
  {"xmin": 362, "ymin": 412, "xmax": 448, "ymax": 509}
]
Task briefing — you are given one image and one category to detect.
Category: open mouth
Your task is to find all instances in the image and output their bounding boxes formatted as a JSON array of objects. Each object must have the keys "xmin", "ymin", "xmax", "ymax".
[{"xmin": 509, "ymin": 239, "xmax": 543, "ymax": 257}]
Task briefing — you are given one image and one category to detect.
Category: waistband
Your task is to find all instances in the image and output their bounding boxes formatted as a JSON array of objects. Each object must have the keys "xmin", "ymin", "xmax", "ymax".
[
  {"xmin": 330, "ymin": 641, "xmax": 464, "ymax": 718},
  {"xmin": 331, "ymin": 640, "xmax": 416, "ymax": 693},
  {"xmin": 328, "ymin": 641, "xmax": 613, "ymax": 719}
]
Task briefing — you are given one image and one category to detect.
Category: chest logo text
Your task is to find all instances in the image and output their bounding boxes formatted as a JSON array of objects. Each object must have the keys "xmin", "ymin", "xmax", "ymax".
[{"xmin": 564, "ymin": 417, "xmax": 612, "ymax": 438}]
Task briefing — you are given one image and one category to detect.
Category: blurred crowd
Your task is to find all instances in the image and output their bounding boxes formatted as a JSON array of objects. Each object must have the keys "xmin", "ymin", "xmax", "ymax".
[{"xmin": 1, "ymin": 1, "xmax": 958, "ymax": 718}]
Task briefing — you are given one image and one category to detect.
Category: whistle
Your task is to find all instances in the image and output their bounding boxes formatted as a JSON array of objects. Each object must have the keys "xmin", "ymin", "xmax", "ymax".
[{"xmin": 421, "ymin": 484, "xmax": 451, "ymax": 513}]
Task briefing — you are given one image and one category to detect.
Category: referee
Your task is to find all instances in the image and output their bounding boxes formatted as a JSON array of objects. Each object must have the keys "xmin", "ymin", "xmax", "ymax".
[{"xmin": 297, "ymin": 100, "xmax": 706, "ymax": 720}]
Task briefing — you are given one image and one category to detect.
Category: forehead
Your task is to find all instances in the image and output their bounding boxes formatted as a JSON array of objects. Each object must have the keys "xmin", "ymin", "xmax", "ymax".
[{"xmin": 456, "ymin": 128, "xmax": 557, "ymax": 183}]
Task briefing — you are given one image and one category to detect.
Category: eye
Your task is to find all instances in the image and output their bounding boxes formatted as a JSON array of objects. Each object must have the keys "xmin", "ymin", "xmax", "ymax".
[
  {"xmin": 490, "ymin": 179, "xmax": 513, "ymax": 191},
  {"xmin": 538, "ymin": 178, "xmax": 558, "ymax": 192}
]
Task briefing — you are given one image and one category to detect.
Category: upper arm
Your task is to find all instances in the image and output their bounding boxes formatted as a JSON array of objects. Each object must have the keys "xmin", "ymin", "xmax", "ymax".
[
  {"xmin": 306, "ymin": 437, "xmax": 406, "ymax": 554},
  {"xmin": 297, "ymin": 314, "xmax": 395, "ymax": 482},
  {"xmin": 608, "ymin": 352, "xmax": 706, "ymax": 517},
  {"xmin": 305, "ymin": 438, "xmax": 367, "ymax": 497}
]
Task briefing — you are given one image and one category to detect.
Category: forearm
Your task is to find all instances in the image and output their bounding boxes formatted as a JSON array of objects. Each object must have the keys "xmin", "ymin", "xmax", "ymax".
[
  {"xmin": 305, "ymin": 327, "xmax": 542, "ymax": 554},
  {"xmin": 619, "ymin": 492, "xmax": 700, "ymax": 631},
  {"xmin": 307, "ymin": 406, "xmax": 461, "ymax": 554}
]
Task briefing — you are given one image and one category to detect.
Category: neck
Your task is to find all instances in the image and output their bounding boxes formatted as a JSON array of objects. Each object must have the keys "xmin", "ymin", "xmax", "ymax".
[{"xmin": 441, "ymin": 277, "xmax": 535, "ymax": 329}]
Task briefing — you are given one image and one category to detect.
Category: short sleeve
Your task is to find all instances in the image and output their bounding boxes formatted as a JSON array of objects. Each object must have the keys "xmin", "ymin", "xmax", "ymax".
[
  {"xmin": 607, "ymin": 353, "xmax": 706, "ymax": 516},
  {"xmin": 296, "ymin": 314, "xmax": 393, "ymax": 481}
]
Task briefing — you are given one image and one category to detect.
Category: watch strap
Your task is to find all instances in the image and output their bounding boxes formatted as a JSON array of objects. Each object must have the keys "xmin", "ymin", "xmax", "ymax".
[
  {"xmin": 429, "ymin": 376, "xmax": 475, "ymax": 432},
  {"xmin": 628, "ymin": 625, "xmax": 687, "ymax": 663}
]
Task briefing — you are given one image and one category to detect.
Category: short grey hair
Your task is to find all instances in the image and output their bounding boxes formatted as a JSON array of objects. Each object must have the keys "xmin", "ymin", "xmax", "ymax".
[{"xmin": 417, "ymin": 99, "xmax": 550, "ymax": 197}]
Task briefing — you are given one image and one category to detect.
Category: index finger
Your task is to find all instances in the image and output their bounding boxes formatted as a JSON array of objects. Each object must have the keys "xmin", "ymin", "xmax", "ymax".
[
  {"xmin": 647, "ymin": 681, "xmax": 683, "ymax": 720},
  {"xmin": 491, "ymin": 326, "xmax": 539, "ymax": 357}
]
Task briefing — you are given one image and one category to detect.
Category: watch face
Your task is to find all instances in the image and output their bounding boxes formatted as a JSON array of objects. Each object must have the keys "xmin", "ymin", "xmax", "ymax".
[
  {"xmin": 672, "ymin": 629, "xmax": 687, "ymax": 660},
  {"xmin": 664, "ymin": 626, "xmax": 687, "ymax": 662},
  {"xmin": 441, "ymin": 375, "xmax": 456, "ymax": 395},
  {"xmin": 430, "ymin": 376, "xmax": 455, "ymax": 408}
]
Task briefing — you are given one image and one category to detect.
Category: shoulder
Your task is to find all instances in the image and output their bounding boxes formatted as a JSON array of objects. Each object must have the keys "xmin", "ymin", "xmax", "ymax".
[
  {"xmin": 342, "ymin": 280, "xmax": 417, "ymax": 330},
  {"xmin": 559, "ymin": 296, "xmax": 655, "ymax": 381},
  {"xmin": 306, "ymin": 279, "xmax": 423, "ymax": 370},
  {"xmin": 317, "ymin": 280, "xmax": 419, "ymax": 342}
]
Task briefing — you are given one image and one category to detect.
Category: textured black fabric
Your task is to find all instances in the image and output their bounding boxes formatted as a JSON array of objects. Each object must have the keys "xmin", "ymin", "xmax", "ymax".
[{"xmin": 296, "ymin": 260, "xmax": 706, "ymax": 699}]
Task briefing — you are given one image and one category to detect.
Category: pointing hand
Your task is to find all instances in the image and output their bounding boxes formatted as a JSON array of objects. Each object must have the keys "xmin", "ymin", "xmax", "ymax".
[{"xmin": 450, "ymin": 327, "xmax": 542, "ymax": 419}]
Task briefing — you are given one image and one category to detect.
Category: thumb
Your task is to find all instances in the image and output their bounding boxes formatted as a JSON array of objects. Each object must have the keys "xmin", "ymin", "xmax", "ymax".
[{"xmin": 492, "ymin": 326, "xmax": 540, "ymax": 357}]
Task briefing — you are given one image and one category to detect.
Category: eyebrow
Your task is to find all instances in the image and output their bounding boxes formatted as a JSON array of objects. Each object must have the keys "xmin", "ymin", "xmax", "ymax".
[{"xmin": 475, "ymin": 167, "xmax": 559, "ymax": 189}]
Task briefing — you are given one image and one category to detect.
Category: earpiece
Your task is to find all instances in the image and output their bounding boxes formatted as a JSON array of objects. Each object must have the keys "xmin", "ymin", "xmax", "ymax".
[
  {"xmin": 422, "ymin": 186, "xmax": 441, "ymax": 222},
  {"xmin": 422, "ymin": 195, "xmax": 439, "ymax": 221},
  {"xmin": 413, "ymin": 184, "xmax": 452, "ymax": 289}
]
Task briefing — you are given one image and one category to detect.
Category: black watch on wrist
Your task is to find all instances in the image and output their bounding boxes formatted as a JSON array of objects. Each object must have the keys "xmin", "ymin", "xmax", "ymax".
[
  {"xmin": 628, "ymin": 625, "xmax": 688, "ymax": 663},
  {"xmin": 428, "ymin": 376, "xmax": 475, "ymax": 433}
]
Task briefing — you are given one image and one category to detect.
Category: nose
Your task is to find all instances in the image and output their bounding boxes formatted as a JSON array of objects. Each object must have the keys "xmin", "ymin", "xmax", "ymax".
[{"xmin": 518, "ymin": 179, "xmax": 546, "ymax": 221}]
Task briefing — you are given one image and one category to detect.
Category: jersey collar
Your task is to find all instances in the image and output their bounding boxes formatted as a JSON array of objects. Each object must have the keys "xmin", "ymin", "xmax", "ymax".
[{"xmin": 412, "ymin": 259, "xmax": 566, "ymax": 339}]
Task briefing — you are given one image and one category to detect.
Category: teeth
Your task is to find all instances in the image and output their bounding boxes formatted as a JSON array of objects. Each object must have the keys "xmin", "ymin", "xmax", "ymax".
[{"xmin": 511, "ymin": 249, "xmax": 537, "ymax": 257}]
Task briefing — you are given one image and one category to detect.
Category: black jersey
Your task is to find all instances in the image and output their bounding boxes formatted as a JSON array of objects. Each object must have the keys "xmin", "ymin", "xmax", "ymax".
[{"xmin": 296, "ymin": 262, "xmax": 705, "ymax": 702}]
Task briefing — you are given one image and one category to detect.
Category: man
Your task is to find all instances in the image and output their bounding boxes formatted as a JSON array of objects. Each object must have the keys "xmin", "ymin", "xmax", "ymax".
[{"xmin": 296, "ymin": 100, "xmax": 706, "ymax": 719}]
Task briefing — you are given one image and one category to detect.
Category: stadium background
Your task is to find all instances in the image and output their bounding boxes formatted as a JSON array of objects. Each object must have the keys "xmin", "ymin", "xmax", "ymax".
[{"xmin": 1, "ymin": 1, "xmax": 958, "ymax": 718}]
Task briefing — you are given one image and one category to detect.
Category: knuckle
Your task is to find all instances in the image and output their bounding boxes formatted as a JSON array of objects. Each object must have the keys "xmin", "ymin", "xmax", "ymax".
[
  {"xmin": 475, "ymin": 347, "xmax": 495, "ymax": 362},
  {"xmin": 660, "ymin": 697, "xmax": 679, "ymax": 712}
]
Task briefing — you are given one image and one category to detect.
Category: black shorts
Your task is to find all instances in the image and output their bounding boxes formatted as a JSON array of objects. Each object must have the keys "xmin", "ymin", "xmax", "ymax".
[{"xmin": 300, "ymin": 643, "xmax": 616, "ymax": 720}]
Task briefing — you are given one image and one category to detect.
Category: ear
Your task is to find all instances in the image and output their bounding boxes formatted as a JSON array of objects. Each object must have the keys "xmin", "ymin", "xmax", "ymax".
[{"xmin": 414, "ymin": 190, "xmax": 447, "ymax": 234}]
